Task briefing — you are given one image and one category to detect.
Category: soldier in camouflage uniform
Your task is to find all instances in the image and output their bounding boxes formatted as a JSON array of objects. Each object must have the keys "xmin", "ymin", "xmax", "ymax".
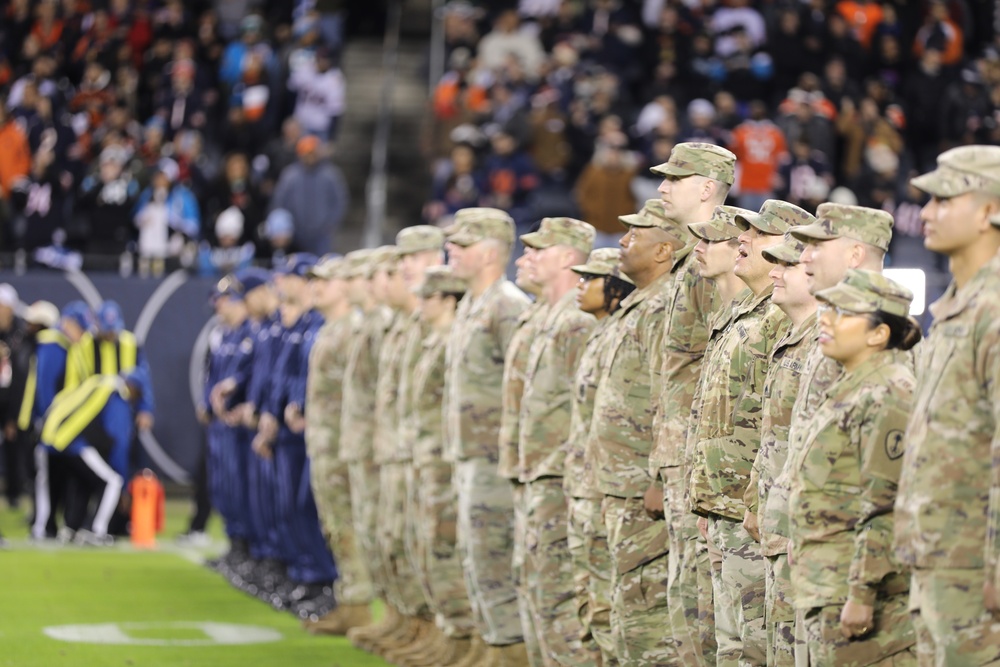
[
  {"xmin": 500, "ymin": 242, "xmax": 549, "ymax": 667},
  {"xmin": 516, "ymin": 217, "xmax": 600, "ymax": 667},
  {"xmin": 894, "ymin": 146, "xmax": 1000, "ymax": 666},
  {"xmin": 341, "ymin": 246, "xmax": 398, "ymax": 647},
  {"xmin": 740, "ymin": 234, "xmax": 818, "ymax": 666},
  {"xmin": 648, "ymin": 144, "xmax": 736, "ymax": 667},
  {"xmin": 374, "ymin": 227, "xmax": 447, "ymax": 663},
  {"xmin": 788, "ymin": 204, "xmax": 895, "ymax": 418},
  {"xmin": 788, "ymin": 270, "xmax": 920, "ymax": 666},
  {"xmin": 302, "ymin": 255, "xmax": 374, "ymax": 635},
  {"xmin": 405, "ymin": 266, "xmax": 476, "ymax": 667},
  {"xmin": 590, "ymin": 199, "xmax": 697, "ymax": 666},
  {"xmin": 444, "ymin": 208, "xmax": 531, "ymax": 667},
  {"xmin": 688, "ymin": 201, "xmax": 812, "ymax": 666},
  {"xmin": 566, "ymin": 248, "xmax": 635, "ymax": 667}
]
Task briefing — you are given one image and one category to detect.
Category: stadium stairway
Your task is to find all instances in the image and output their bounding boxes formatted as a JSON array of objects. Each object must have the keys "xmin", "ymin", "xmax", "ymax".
[{"xmin": 334, "ymin": 22, "xmax": 434, "ymax": 252}]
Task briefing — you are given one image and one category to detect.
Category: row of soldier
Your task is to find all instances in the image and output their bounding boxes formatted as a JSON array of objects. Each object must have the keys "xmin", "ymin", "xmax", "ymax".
[{"xmin": 200, "ymin": 141, "xmax": 1000, "ymax": 667}]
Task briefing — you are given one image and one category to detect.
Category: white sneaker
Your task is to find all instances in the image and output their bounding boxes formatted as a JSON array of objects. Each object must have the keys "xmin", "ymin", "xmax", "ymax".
[
  {"xmin": 73, "ymin": 529, "xmax": 114, "ymax": 547},
  {"xmin": 175, "ymin": 531, "xmax": 210, "ymax": 548},
  {"xmin": 56, "ymin": 527, "xmax": 75, "ymax": 544}
]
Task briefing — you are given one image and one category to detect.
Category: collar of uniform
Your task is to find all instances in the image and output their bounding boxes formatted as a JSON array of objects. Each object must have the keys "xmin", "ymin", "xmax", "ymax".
[
  {"xmin": 543, "ymin": 288, "xmax": 584, "ymax": 329},
  {"xmin": 775, "ymin": 310, "xmax": 819, "ymax": 353},
  {"xmin": 733, "ymin": 282, "xmax": 775, "ymax": 320},
  {"xmin": 466, "ymin": 276, "xmax": 506, "ymax": 318},
  {"xmin": 618, "ymin": 269, "xmax": 674, "ymax": 312},
  {"xmin": 517, "ymin": 299, "xmax": 547, "ymax": 325},
  {"xmin": 929, "ymin": 246, "xmax": 1000, "ymax": 323},
  {"xmin": 672, "ymin": 242, "xmax": 695, "ymax": 273},
  {"xmin": 823, "ymin": 347, "xmax": 899, "ymax": 399},
  {"xmin": 710, "ymin": 289, "xmax": 747, "ymax": 335}
]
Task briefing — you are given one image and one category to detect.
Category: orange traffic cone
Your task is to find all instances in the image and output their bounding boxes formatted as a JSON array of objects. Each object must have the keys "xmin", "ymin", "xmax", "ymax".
[{"xmin": 129, "ymin": 469, "xmax": 165, "ymax": 549}]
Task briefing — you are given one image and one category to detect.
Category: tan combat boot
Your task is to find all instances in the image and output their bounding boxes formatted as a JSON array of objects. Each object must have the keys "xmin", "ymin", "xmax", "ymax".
[
  {"xmin": 445, "ymin": 635, "xmax": 487, "ymax": 667},
  {"xmin": 385, "ymin": 621, "xmax": 440, "ymax": 665},
  {"xmin": 302, "ymin": 604, "xmax": 373, "ymax": 636},
  {"xmin": 382, "ymin": 618, "xmax": 433, "ymax": 662},
  {"xmin": 347, "ymin": 604, "xmax": 400, "ymax": 651},
  {"xmin": 433, "ymin": 636, "xmax": 474, "ymax": 666},
  {"xmin": 371, "ymin": 615, "xmax": 421, "ymax": 656},
  {"xmin": 489, "ymin": 642, "xmax": 530, "ymax": 667},
  {"xmin": 402, "ymin": 630, "xmax": 449, "ymax": 667}
]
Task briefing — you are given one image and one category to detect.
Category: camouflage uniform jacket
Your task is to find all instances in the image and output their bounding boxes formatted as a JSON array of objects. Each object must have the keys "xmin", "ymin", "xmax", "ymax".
[
  {"xmin": 444, "ymin": 278, "xmax": 530, "ymax": 463},
  {"xmin": 498, "ymin": 301, "xmax": 549, "ymax": 480},
  {"xmin": 565, "ymin": 317, "xmax": 615, "ymax": 500},
  {"xmin": 788, "ymin": 351, "xmax": 915, "ymax": 609},
  {"xmin": 747, "ymin": 315, "xmax": 818, "ymax": 557},
  {"xmin": 649, "ymin": 249, "xmax": 718, "ymax": 475},
  {"xmin": 591, "ymin": 269, "xmax": 672, "ymax": 500},
  {"xmin": 895, "ymin": 249, "xmax": 1000, "ymax": 575},
  {"xmin": 339, "ymin": 305, "xmax": 392, "ymax": 463},
  {"xmin": 790, "ymin": 344, "xmax": 843, "ymax": 421},
  {"xmin": 304, "ymin": 313, "xmax": 354, "ymax": 460},
  {"xmin": 373, "ymin": 310, "xmax": 409, "ymax": 465},
  {"xmin": 410, "ymin": 328, "xmax": 449, "ymax": 469},
  {"xmin": 518, "ymin": 289, "xmax": 596, "ymax": 483},
  {"xmin": 394, "ymin": 311, "xmax": 428, "ymax": 462},
  {"xmin": 688, "ymin": 285, "xmax": 790, "ymax": 520}
]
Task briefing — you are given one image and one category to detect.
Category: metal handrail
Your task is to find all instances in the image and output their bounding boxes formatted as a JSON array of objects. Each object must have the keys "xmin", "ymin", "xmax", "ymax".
[{"xmin": 362, "ymin": 0, "xmax": 404, "ymax": 249}]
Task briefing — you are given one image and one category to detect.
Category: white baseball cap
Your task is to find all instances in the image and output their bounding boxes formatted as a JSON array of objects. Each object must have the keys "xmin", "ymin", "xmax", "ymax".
[{"xmin": 0, "ymin": 284, "xmax": 18, "ymax": 309}]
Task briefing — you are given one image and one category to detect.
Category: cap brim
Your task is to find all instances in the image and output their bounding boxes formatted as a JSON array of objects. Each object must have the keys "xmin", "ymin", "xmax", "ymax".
[
  {"xmin": 650, "ymin": 163, "xmax": 698, "ymax": 178},
  {"xmin": 619, "ymin": 213, "xmax": 653, "ymax": 228},
  {"xmin": 910, "ymin": 169, "xmax": 967, "ymax": 198},
  {"xmin": 570, "ymin": 262, "xmax": 610, "ymax": 276},
  {"xmin": 762, "ymin": 245, "xmax": 803, "ymax": 265},
  {"xmin": 790, "ymin": 222, "xmax": 839, "ymax": 243},
  {"xmin": 688, "ymin": 220, "xmax": 738, "ymax": 242},
  {"xmin": 519, "ymin": 231, "xmax": 553, "ymax": 249},
  {"xmin": 815, "ymin": 283, "xmax": 877, "ymax": 313},
  {"xmin": 447, "ymin": 232, "xmax": 479, "ymax": 247}
]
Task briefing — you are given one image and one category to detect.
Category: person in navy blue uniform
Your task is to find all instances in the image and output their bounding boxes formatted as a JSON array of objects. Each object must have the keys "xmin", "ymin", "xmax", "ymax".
[
  {"xmin": 33, "ymin": 369, "xmax": 147, "ymax": 546},
  {"xmin": 212, "ymin": 267, "xmax": 286, "ymax": 597},
  {"xmin": 256, "ymin": 253, "xmax": 337, "ymax": 619},
  {"xmin": 199, "ymin": 274, "xmax": 254, "ymax": 572}
]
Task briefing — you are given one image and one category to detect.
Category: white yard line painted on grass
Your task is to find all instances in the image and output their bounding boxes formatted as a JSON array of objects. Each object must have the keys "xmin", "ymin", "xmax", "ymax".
[{"xmin": 44, "ymin": 622, "xmax": 282, "ymax": 646}]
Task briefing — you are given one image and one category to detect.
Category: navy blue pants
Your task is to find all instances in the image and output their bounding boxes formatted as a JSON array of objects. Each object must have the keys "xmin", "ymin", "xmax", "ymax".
[
  {"xmin": 274, "ymin": 429, "xmax": 336, "ymax": 584},
  {"xmin": 206, "ymin": 421, "xmax": 251, "ymax": 541},
  {"xmin": 247, "ymin": 446, "xmax": 282, "ymax": 561}
]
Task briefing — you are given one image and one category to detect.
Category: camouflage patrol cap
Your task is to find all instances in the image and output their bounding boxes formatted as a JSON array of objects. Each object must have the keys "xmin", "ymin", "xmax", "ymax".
[
  {"xmin": 447, "ymin": 207, "xmax": 516, "ymax": 246},
  {"xmin": 520, "ymin": 217, "xmax": 596, "ymax": 255},
  {"xmin": 570, "ymin": 247, "xmax": 635, "ymax": 285},
  {"xmin": 910, "ymin": 145, "xmax": 1000, "ymax": 203},
  {"xmin": 367, "ymin": 245, "xmax": 399, "ymax": 276},
  {"xmin": 416, "ymin": 265, "xmax": 467, "ymax": 297},
  {"xmin": 649, "ymin": 142, "xmax": 737, "ymax": 186},
  {"xmin": 396, "ymin": 225, "xmax": 446, "ymax": 255},
  {"xmin": 307, "ymin": 253, "xmax": 347, "ymax": 279},
  {"xmin": 791, "ymin": 203, "xmax": 894, "ymax": 252},
  {"xmin": 816, "ymin": 269, "xmax": 913, "ymax": 318},
  {"xmin": 342, "ymin": 248, "xmax": 375, "ymax": 279},
  {"xmin": 762, "ymin": 231, "xmax": 808, "ymax": 265},
  {"xmin": 735, "ymin": 199, "xmax": 816, "ymax": 235},
  {"xmin": 619, "ymin": 199, "xmax": 692, "ymax": 244},
  {"xmin": 688, "ymin": 205, "xmax": 756, "ymax": 242}
]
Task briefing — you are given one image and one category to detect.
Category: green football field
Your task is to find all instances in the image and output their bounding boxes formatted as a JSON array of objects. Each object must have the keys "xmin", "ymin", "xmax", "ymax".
[{"xmin": 0, "ymin": 500, "xmax": 392, "ymax": 667}]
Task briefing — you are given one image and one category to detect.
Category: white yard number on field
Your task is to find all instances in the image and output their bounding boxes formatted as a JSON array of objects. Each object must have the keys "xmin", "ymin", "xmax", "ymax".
[{"xmin": 43, "ymin": 622, "xmax": 282, "ymax": 646}]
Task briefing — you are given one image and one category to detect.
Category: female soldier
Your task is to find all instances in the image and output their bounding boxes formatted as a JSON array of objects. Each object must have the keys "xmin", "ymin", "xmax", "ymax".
[
  {"xmin": 787, "ymin": 269, "xmax": 921, "ymax": 666},
  {"xmin": 564, "ymin": 247, "xmax": 635, "ymax": 667}
]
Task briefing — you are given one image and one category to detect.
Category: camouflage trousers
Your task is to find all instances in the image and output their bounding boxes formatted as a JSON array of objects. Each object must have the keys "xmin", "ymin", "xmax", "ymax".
[
  {"xmin": 404, "ymin": 462, "xmax": 475, "ymax": 638},
  {"xmin": 519, "ymin": 478, "xmax": 601, "ymax": 667},
  {"xmin": 375, "ymin": 461, "xmax": 428, "ymax": 617},
  {"xmin": 662, "ymin": 467, "xmax": 717, "ymax": 667},
  {"xmin": 909, "ymin": 568, "xmax": 1000, "ymax": 667},
  {"xmin": 707, "ymin": 516, "xmax": 766, "ymax": 667},
  {"xmin": 603, "ymin": 495, "xmax": 678, "ymax": 666},
  {"xmin": 513, "ymin": 483, "xmax": 547, "ymax": 667},
  {"xmin": 308, "ymin": 452, "xmax": 374, "ymax": 605},
  {"xmin": 454, "ymin": 457, "xmax": 523, "ymax": 646},
  {"xmin": 794, "ymin": 594, "xmax": 916, "ymax": 667},
  {"xmin": 347, "ymin": 460, "xmax": 384, "ymax": 596},
  {"xmin": 567, "ymin": 495, "xmax": 618, "ymax": 666},
  {"xmin": 765, "ymin": 554, "xmax": 795, "ymax": 667}
]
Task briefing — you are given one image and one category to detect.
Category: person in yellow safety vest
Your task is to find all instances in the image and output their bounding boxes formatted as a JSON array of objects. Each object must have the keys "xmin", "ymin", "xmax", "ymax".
[{"xmin": 65, "ymin": 301, "xmax": 155, "ymax": 431}]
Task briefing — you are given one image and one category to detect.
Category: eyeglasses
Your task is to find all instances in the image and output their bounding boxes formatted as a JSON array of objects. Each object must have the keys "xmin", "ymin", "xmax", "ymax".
[{"xmin": 818, "ymin": 304, "xmax": 875, "ymax": 322}]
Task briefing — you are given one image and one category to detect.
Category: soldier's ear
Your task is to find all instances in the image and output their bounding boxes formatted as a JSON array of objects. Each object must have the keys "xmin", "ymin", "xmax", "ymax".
[{"xmin": 866, "ymin": 321, "xmax": 891, "ymax": 349}]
